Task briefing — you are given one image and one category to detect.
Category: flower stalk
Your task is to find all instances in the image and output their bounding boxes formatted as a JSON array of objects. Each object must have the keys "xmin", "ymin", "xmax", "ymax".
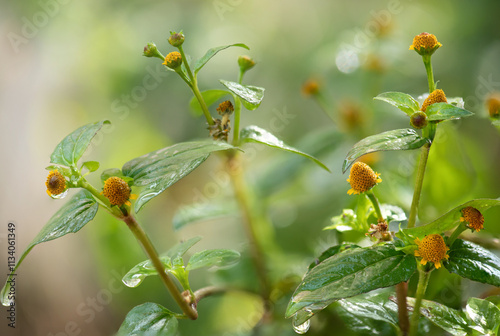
[
  {"xmin": 407, "ymin": 142, "xmax": 430, "ymax": 228},
  {"xmin": 409, "ymin": 267, "xmax": 431, "ymax": 336},
  {"xmin": 123, "ymin": 214, "xmax": 198, "ymax": 320}
]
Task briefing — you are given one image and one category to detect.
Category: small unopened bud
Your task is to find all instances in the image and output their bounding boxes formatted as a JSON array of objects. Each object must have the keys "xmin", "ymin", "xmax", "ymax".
[
  {"xmin": 163, "ymin": 51, "xmax": 183, "ymax": 69},
  {"xmin": 168, "ymin": 32, "xmax": 185, "ymax": 47},
  {"xmin": 238, "ymin": 55, "xmax": 256, "ymax": 73},
  {"xmin": 486, "ymin": 93, "xmax": 500, "ymax": 118},
  {"xmin": 143, "ymin": 42, "xmax": 164, "ymax": 60},
  {"xmin": 410, "ymin": 111, "xmax": 428, "ymax": 129}
]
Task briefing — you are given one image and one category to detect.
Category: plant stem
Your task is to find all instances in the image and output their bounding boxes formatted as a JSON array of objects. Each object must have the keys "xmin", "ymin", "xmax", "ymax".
[
  {"xmin": 422, "ymin": 55, "xmax": 436, "ymax": 93},
  {"xmin": 366, "ymin": 190, "xmax": 383, "ymax": 221},
  {"xmin": 123, "ymin": 214, "xmax": 198, "ymax": 320},
  {"xmin": 177, "ymin": 45, "xmax": 214, "ymax": 126},
  {"xmin": 407, "ymin": 143, "xmax": 431, "ymax": 228},
  {"xmin": 194, "ymin": 286, "xmax": 228, "ymax": 305},
  {"xmin": 396, "ymin": 282, "xmax": 410, "ymax": 336},
  {"xmin": 226, "ymin": 152, "xmax": 270, "ymax": 300},
  {"xmin": 232, "ymin": 97, "xmax": 242, "ymax": 146},
  {"xmin": 314, "ymin": 93, "xmax": 336, "ymax": 124},
  {"xmin": 81, "ymin": 180, "xmax": 123, "ymax": 218},
  {"xmin": 409, "ymin": 268, "xmax": 431, "ymax": 336},
  {"xmin": 447, "ymin": 224, "xmax": 467, "ymax": 247}
]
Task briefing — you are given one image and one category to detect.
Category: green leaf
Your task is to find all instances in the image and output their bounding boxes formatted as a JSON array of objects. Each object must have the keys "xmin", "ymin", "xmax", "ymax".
[
  {"xmin": 426, "ymin": 102, "xmax": 474, "ymax": 121},
  {"xmin": 324, "ymin": 209, "xmax": 357, "ymax": 232},
  {"xmin": 338, "ymin": 291, "xmax": 400, "ymax": 332},
  {"xmin": 308, "ymin": 244, "xmax": 360, "ymax": 270},
  {"xmin": 444, "ymin": 239, "xmax": 500, "ymax": 287},
  {"xmin": 399, "ymin": 199, "xmax": 500, "ymax": 238},
  {"xmin": 122, "ymin": 237, "xmax": 202, "ymax": 288},
  {"xmin": 194, "ymin": 43, "xmax": 249, "ymax": 75},
  {"xmin": 374, "ymin": 92, "xmax": 420, "ymax": 116},
  {"xmin": 240, "ymin": 126, "xmax": 330, "ymax": 172},
  {"xmin": 50, "ymin": 120, "xmax": 110, "ymax": 167},
  {"xmin": 220, "ymin": 80, "xmax": 264, "ymax": 110},
  {"xmin": 285, "ymin": 243, "xmax": 417, "ymax": 317},
  {"xmin": 1, "ymin": 190, "xmax": 98, "ymax": 306},
  {"xmin": 81, "ymin": 161, "xmax": 100, "ymax": 173},
  {"xmin": 465, "ymin": 297, "xmax": 500, "ymax": 335},
  {"xmin": 186, "ymin": 249, "xmax": 240, "ymax": 271},
  {"xmin": 122, "ymin": 140, "xmax": 237, "ymax": 212},
  {"xmin": 188, "ymin": 90, "xmax": 231, "ymax": 116},
  {"xmin": 406, "ymin": 297, "xmax": 470, "ymax": 336},
  {"xmin": 382, "ymin": 204, "xmax": 407, "ymax": 223},
  {"xmin": 172, "ymin": 202, "xmax": 238, "ymax": 231},
  {"xmin": 118, "ymin": 302, "xmax": 178, "ymax": 336},
  {"xmin": 343, "ymin": 129, "xmax": 429, "ymax": 173},
  {"xmin": 165, "ymin": 236, "xmax": 202, "ymax": 259}
]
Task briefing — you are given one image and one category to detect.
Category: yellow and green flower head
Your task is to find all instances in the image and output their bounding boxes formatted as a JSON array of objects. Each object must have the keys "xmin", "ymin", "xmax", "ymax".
[
  {"xmin": 414, "ymin": 234, "xmax": 450, "ymax": 269},
  {"xmin": 346, "ymin": 162, "xmax": 382, "ymax": 195},
  {"xmin": 102, "ymin": 177, "xmax": 136, "ymax": 206},
  {"xmin": 460, "ymin": 206, "xmax": 484, "ymax": 232},
  {"xmin": 487, "ymin": 94, "xmax": 500, "ymax": 118},
  {"xmin": 46, "ymin": 170, "xmax": 67, "ymax": 197},
  {"xmin": 409, "ymin": 32, "xmax": 442, "ymax": 56},
  {"xmin": 421, "ymin": 89, "xmax": 447, "ymax": 113},
  {"xmin": 163, "ymin": 51, "xmax": 182, "ymax": 69},
  {"xmin": 302, "ymin": 79, "xmax": 320, "ymax": 97}
]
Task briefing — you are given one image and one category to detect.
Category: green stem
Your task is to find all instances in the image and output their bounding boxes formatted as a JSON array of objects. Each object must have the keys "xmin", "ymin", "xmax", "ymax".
[
  {"xmin": 238, "ymin": 69, "xmax": 245, "ymax": 84},
  {"xmin": 366, "ymin": 190, "xmax": 383, "ymax": 221},
  {"xmin": 409, "ymin": 268, "xmax": 431, "ymax": 336},
  {"xmin": 226, "ymin": 153, "xmax": 270, "ymax": 300},
  {"xmin": 177, "ymin": 45, "xmax": 194, "ymax": 82},
  {"xmin": 422, "ymin": 55, "xmax": 436, "ymax": 93},
  {"xmin": 177, "ymin": 45, "xmax": 214, "ymax": 126},
  {"xmin": 123, "ymin": 215, "xmax": 198, "ymax": 320},
  {"xmin": 407, "ymin": 143, "xmax": 431, "ymax": 228},
  {"xmin": 447, "ymin": 224, "xmax": 467, "ymax": 247},
  {"xmin": 314, "ymin": 93, "xmax": 336, "ymax": 124},
  {"xmin": 81, "ymin": 180, "xmax": 123, "ymax": 218},
  {"xmin": 232, "ymin": 97, "xmax": 242, "ymax": 146}
]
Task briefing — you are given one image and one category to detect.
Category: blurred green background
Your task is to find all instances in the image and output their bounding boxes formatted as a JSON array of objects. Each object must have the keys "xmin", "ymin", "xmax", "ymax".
[{"xmin": 1, "ymin": 0, "xmax": 500, "ymax": 335}]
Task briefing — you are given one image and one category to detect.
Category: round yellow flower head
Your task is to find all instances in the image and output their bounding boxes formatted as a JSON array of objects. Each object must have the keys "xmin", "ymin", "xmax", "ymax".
[
  {"xmin": 421, "ymin": 89, "xmax": 447, "ymax": 113},
  {"xmin": 216, "ymin": 100, "xmax": 234, "ymax": 116},
  {"xmin": 414, "ymin": 234, "xmax": 450, "ymax": 269},
  {"xmin": 302, "ymin": 79, "xmax": 320, "ymax": 97},
  {"xmin": 163, "ymin": 51, "xmax": 182, "ymax": 69},
  {"xmin": 460, "ymin": 206, "xmax": 484, "ymax": 232},
  {"xmin": 46, "ymin": 170, "xmax": 67, "ymax": 197},
  {"xmin": 409, "ymin": 32, "xmax": 442, "ymax": 56},
  {"xmin": 103, "ymin": 177, "xmax": 135, "ymax": 206},
  {"xmin": 346, "ymin": 162, "xmax": 382, "ymax": 195},
  {"xmin": 487, "ymin": 94, "xmax": 500, "ymax": 118}
]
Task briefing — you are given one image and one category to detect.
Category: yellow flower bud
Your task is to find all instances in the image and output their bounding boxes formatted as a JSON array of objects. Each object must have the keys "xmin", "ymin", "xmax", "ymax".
[
  {"xmin": 163, "ymin": 52, "xmax": 182, "ymax": 69},
  {"xmin": 486, "ymin": 94, "xmax": 500, "ymax": 118},
  {"xmin": 346, "ymin": 162, "xmax": 382, "ymax": 195},
  {"xmin": 421, "ymin": 89, "xmax": 447, "ymax": 113},
  {"xmin": 301, "ymin": 79, "xmax": 320, "ymax": 97},
  {"xmin": 409, "ymin": 32, "xmax": 442, "ymax": 56},
  {"xmin": 414, "ymin": 234, "xmax": 450, "ymax": 269}
]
